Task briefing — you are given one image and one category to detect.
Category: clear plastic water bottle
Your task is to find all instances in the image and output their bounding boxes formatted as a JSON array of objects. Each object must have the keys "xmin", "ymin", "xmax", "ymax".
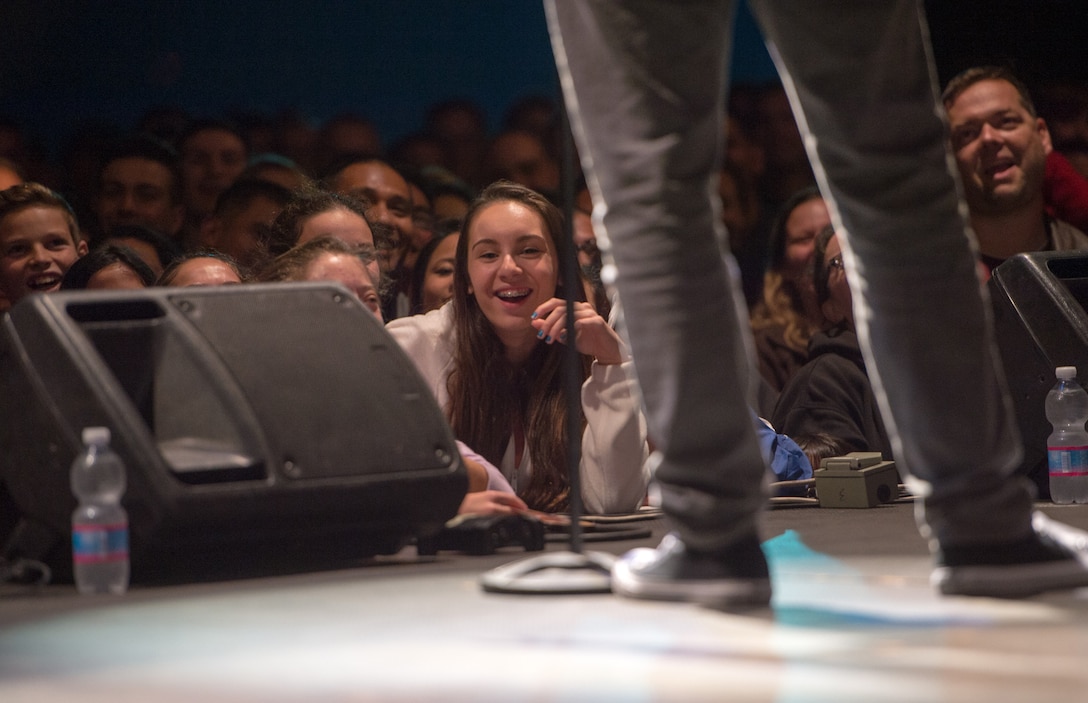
[
  {"xmin": 1046, "ymin": 366, "xmax": 1088, "ymax": 504},
  {"xmin": 71, "ymin": 427, "xmax": 130, "ymax": 594}
]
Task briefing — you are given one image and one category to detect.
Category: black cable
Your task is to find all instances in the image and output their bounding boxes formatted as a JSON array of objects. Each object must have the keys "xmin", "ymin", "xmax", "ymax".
[
  {"xmin": 558, "ymin": 92, "xmax": 585, "ymax": 556},
  {"xmin": 0, "ymin": 557, "xmax": 52, "ymax": 586}
]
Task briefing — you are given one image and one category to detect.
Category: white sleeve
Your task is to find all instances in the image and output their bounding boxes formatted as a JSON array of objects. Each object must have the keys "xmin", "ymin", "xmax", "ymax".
[
  {"xmin": 578, "ymin": 359, "xmax": 650, "ymax": 514},
  {"xmin": 385, "ymin": 306, "xmax": 455, "ymax": 408},
  {"xmin": 456, "ymin": 440, "xmax": 515, "ymax": 494}
]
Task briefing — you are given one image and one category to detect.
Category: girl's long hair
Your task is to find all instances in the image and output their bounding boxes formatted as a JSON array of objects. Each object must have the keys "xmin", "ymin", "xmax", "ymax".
[{"xmin": 447, "ymin": 181, "xmax": 589, "ymax": 512}]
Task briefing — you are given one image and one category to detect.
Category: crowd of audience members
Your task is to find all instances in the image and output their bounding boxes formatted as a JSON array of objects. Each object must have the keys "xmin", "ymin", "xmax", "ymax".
[{"xmin": 4, "ymin": 68, "xmax": 1088, "ymax": 516}]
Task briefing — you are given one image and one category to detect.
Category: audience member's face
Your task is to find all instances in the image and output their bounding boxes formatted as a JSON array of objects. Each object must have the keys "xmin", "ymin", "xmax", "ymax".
[
  {"xmin": 98, "ymin": 157, "xmax": 183, "ymax": 236},
  {"xmin": 421, "ymin": 233, "xmax": 458, "ymax": 313},
  {"xmin": 782, "ymin": 197, "xmax": 831, "ymax": 281},
  {"xmin": 102, "ymin": 236, "xmax": 164, "ymax": 277},
  {"xmin": 302, "ymin": 252, "xmax": 382, "ymax": 321},
  {"xmin": 946, "ymin": 78, "xmax": 1052, "ymax": 217},
  {"xmin": 213, "ymin": 196, "xmax": 283, "ymax": 269},
  {"xmin": 298, "ymin": 207, "xmax": 380, "ymax": 283},
  {"xmin": 179, "ymin": 129, "xmax": 247, "ymax": 217},
  {"xmin": 331, "ymin": 162, "xmax": 413, "ymax": 251},
  {"xmin": 0, "ymin": 166, "xmax": 22, "ymax": 192},
  {"xmin": 0, "ymin": 206, "xmax": 87, "ymax": 303},
  {"xmin": 165, "ymin": 257, "xmax": 242, "ymax": 287},
  {"xmin": 820, "ymin": 234, "xmax": 853, "ymax": 327},
  {"xmin": 87, "ymin": 262, "xmax": 146, "ymax": 290},
  {"xmin": 466, "ymin": 200, "xmax": 558, "ymax": 346},
  {"xmin": 486, "ymin": 132, "xmax": 560, "ymax": 195}
]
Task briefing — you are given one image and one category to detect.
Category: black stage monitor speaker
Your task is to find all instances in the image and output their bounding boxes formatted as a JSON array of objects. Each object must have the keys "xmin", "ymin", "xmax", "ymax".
[
  {"xmin": 989, "ymin": 251, "xmax": 1088, "ymax": 497},
  {"xmin": 0, "ymin": 283, "xmax": 466, "ymax": 582}
]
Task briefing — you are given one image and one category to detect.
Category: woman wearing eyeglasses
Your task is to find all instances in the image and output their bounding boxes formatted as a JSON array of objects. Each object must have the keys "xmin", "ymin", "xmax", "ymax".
[{"xmin": 770, "ymin": 225, "xmax": 893, "ymax": 461}]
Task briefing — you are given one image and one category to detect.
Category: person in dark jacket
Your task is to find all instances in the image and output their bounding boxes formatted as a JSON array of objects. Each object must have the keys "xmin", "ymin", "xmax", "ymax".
[{"xmin": 772, "ymin": 225, "xmax": 892, "ymax": 459}]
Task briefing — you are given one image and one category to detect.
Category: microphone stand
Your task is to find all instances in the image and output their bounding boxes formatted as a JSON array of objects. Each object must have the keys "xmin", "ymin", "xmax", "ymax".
[{"xmin": 479, "ymin": 87, "xmax": 615, "ymax": 595}]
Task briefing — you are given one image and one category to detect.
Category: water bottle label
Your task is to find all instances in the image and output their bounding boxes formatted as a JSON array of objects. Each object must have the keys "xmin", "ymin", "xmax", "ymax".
[
  {"xmin": 72, "ymin": 523, "xmax": 129, "ymax": 564},
  {"xmin": 1047, "ymin": 446, "xmax": 1088, "ymax": 476}
]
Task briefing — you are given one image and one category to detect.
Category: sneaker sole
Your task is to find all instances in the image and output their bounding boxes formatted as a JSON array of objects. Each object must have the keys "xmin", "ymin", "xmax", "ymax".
[
  {"xmin": 933, "ymin": 559, "xmax": 1088, "ymax": 599},
  {"xmin": 612, "ymin": 559, "xmax": 772, "ymax": 608}
]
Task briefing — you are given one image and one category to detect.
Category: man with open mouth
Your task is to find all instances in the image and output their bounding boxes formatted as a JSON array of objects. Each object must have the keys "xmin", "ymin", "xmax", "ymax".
[{"xmin": 944, "ymin": 65, "xmax": 1088, "ymax": 279}]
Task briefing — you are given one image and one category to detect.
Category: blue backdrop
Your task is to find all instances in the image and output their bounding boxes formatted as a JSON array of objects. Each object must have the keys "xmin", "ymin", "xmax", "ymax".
[
  {"xmin": 0, "ymin": 1, "xmax": 777, "ymax": 157},
  {"xmin": 3, "ymin": 1, "xmax": 1082, "ymax": 159}
]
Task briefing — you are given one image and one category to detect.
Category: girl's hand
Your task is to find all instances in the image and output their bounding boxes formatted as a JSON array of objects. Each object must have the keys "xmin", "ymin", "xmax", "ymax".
[
  {"xmin": 458, "ymin": 490, "xmax": 529, "ymax": 516},
  {"xmin": 530, "ymin": 298, "xmax": 624, "ymax": 365}
]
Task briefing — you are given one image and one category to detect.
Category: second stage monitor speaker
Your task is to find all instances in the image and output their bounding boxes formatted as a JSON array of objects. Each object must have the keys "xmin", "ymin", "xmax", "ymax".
[{"xmin": 989, "ymin": 251, "xmax": 1088, "ymax": 497}]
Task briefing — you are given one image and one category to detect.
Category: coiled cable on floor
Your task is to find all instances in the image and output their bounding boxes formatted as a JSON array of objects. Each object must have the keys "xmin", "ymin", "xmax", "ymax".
[{"xmin": 0, "ymin": 557, "xmax": 51, "ymax": 586}]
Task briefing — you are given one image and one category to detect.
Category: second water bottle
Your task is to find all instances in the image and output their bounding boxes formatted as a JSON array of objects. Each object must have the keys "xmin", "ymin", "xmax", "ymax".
[{"xmin": 1046, "ymin": 366, "xmax": 1088, "ymax": 504}]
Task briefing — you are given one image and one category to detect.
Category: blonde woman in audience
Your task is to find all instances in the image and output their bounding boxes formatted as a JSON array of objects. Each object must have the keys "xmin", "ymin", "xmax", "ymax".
[{"xmin": 749, "ymin": 186, "xmax": 832, "ymax": 391}]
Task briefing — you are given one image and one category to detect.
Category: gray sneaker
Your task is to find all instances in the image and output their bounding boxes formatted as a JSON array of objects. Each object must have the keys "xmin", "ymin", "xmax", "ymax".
[
  {"xmin": 933, "ymin": 512, "xmax": 1088, "ymax": 598},
  {"xmin": 612, "ymin": 532, "xmax": 772, "ymax": 608}
]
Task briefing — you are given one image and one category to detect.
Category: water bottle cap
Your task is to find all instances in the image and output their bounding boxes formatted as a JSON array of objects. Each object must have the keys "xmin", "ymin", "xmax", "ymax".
[
  {"xmin": 1057, "ymin": 366, "xmax": 1078, "ymax": 380},
  {"xmin": 81, "ymin": 426, "xmax": 111, "ymax": 446}
]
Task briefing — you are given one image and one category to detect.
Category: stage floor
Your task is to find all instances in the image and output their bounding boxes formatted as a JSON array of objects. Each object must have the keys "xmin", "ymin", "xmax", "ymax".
[{"xmin": 3, "ymin": 501, "xmax": 1088, "ymax": 702}]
